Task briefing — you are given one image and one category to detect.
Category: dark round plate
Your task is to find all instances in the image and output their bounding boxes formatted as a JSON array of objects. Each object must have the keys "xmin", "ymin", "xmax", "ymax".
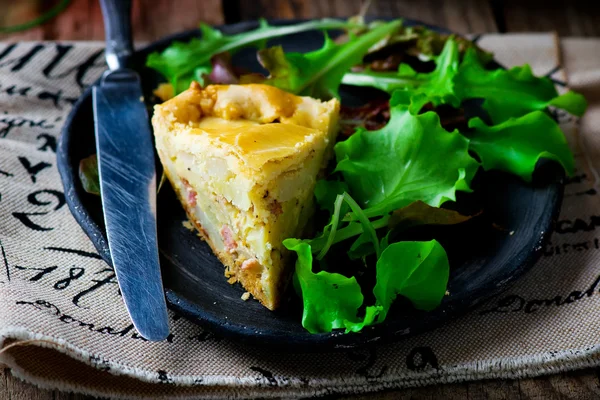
[{"xmin": 57, "ymin": 18, "xmax": 564, "ymax": 351}]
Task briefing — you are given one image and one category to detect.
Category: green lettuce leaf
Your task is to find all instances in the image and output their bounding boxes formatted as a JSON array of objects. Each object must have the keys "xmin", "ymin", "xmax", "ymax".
[
  {"xmin": 313, "ymin": 194, "xmax": 346, "ymax": 259},
  {"xmin": 345, "ymin": 18, "xmax": 493, "ymax": 64},
  {"xmin": 377, "ymin": 24, "xmax": 494, "ymax": 64},
  {"xmin": 468, "ymin": 111, "xmax": 575, "ymax": 181},
  {"xmin": 342, "ymin": 40, "xmax": 587, "ymax": 123},
  {"xmin": 341, "ymin": 37, "xmax": 461, "ymax": 112},
  {"xmin": 373, "ymin": 240, "xmax": 449, "ymax": 321},
  {"xmin": 146, "ymin": 19, "xmax": 356, "ymax": 94},
  {"xmin": 454, "ymin": 48, "xmax": 587, "ymax": 123},
  {"xmin": 314, "ymin": 179, "xmax": 349, "ymax": 215},
  {"xmin": 347, "ymin": 231, "xmax": 376, "ymax": 260},
  {"xmin": 334, "ymin": 102, "xmax": 479, "ymax": 219},
  {"xmin": 257, "ymin": 20, "xmax": 402, "ymax": 99},
  {"xmin": 283, "ymin": 240, "xmax": 366, "ymax": 333},
  {"xmin": 301, "ymin": 191, "xmax": 381, "ymax": 259},
  {"xmin": 341, "ymin": 69, "xmax": 415, "ymax": 93},
  {"xmin": 284, "ymin": 239, "xmax": 450, "ymax": 333},
  {"xmin": 78, "ymin": 154, "xmax": 100, "ymax": 195},
  {"xmin": 347, "ymin": 201, "xmax": 474, "ymax": 260},
  {"xmin": 547, "ymin": 91, "xmax": 588, "ymax": 116}
]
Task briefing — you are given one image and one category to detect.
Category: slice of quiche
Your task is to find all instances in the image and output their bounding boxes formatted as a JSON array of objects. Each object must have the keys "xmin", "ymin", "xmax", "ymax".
[{"xmin": 152, "ymin": 82, "xmax": 340, "ymax": 310}]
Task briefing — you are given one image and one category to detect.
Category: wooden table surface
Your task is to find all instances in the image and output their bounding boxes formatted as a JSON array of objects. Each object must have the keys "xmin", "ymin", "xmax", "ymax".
[{"xmin": 1, "ymin": 0, "xmax": 600, "ymax": 399}]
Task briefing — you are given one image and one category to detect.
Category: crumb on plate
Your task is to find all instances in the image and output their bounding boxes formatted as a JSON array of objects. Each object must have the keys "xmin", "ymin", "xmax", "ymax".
[{"xmin": 182, "ymin": 220, "xmax": 195, "ymax": 231}]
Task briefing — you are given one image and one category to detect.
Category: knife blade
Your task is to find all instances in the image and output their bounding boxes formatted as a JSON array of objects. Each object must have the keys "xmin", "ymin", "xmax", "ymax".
[{"xmin": 93, "ymin": 0, "xmax": 169, "ymax": 341}]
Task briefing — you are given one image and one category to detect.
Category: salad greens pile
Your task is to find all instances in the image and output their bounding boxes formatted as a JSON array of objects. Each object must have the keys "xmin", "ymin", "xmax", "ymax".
[
  {"xmin": 146, "ymin": 19, "xmax": 359, "ymax": 94},
  {"xmin": 145, "ymin": 18, "xmax": 587, "ymax": 334}
]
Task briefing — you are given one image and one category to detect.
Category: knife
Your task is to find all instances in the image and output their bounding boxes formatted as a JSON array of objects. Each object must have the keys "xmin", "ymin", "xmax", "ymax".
[{"xmin": 93, "ymin": 0, "xmax": 169, "ymax": 341}]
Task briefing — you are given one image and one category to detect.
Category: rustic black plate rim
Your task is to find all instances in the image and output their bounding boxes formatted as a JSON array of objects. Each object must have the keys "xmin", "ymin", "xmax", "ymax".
[{"xmin": 57, "ymin": 18, "xmax": 564, "ymax": 351}]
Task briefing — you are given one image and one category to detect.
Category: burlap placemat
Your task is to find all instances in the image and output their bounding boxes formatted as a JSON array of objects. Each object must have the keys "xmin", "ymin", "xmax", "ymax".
[{"xmin": 0, "ymin": 32, "xmax": 599, "ymax": 399}]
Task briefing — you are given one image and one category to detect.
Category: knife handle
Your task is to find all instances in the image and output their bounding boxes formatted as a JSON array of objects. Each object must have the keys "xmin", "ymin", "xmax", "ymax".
[{"xmin": 99, "ymin": 0, "xmax": 133, "ymax": 70}]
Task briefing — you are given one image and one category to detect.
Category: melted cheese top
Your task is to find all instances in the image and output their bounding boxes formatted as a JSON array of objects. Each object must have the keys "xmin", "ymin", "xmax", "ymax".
[
  {"xmin": 154, "ymin": 83, "xmax": 339, "ymax": 175},
  {"xmin": 193, "ymin": 117, "xmax": 320, "ymax": 170}
]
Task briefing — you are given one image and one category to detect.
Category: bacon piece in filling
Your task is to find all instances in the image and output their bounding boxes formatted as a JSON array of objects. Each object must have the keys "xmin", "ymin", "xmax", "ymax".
[
  {"xmin": 181, "ymin": 178, "xmax": 197, "ymax": 207},
  {"xmin": 220, "ymin": 224, "xmax": 237, "ymax": 252}
]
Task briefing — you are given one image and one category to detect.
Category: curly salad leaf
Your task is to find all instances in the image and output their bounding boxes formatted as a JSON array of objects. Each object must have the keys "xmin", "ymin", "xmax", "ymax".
[
  {"xmin": 454, "ymin": 49, "xmax": 587, "ymax": 123},
  {"xmin": 283, "ymin": 103, "xmax": 475, "ymax": 333},
  {"xmin": 342, "ymin": 37, "xmax": 461, "ymax": 112},
  {"xmin": 146, "ymin": 19, "xmax": 356, "ymax": 94},
  {"xmin": 468, "ymin": 111, "xmax": 575, "ymax": 181},
  {"xmin": 342, "ymin": 39, "xmax": 587, "ymax": 120},
  {"xmin": 344, "ymin": 18, "xmax": 493, "ymax": 65},
  {"xmin": 284, "ymin": 237, "xmax": 449, "ymax": 334},
  {"xmin": 251, "ymin": 20, "xmax": 402, "ymax": 99},
  {"xmin": 334, "ymin": 98, "xmax": 479, "ymax": 219},
  {"xmin": 283, "ymin": 33, "xmax": 584, "ymax": 334}
]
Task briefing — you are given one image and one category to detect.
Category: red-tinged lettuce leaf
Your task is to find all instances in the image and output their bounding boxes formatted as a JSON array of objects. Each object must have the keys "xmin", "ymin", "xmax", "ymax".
[
  {"xmin": 339, "ymin": 99, "xmax": 390, "ymax": 136},
  {"xmin": 398, "ymin": 27, "xmax": 493, "ymax": 64},
  {"xmin": 334, "ymin": 101, "xmax": 480, "ymax": 219},
  {"xmin": 468, "ymin": 111, "xmax": 575, "ymax": 182},
  {"xmin": 207, "ymin": 53, "xmax": 239, "ymax": 84},
  {"xmin": 283, "ymin": 239, "xmax": 367, "ymax": 334},
  {"xmin": 454, "ymin": 48, "xmax": 587, "ymax": 123},
  {"xmin": 373, "ymin": 240, "xmax": 449, "ymax": 322},
  {"xmin": 79, "ymin": 154, "xmax": 100, "ymax": 195},
  {"xmin": 343, "ymin": 19, "xmax": 493, "ymax": 66},
  {"xmin": 388, "ymin": 200, "xmax": 476, "ymax": 230},
  {"xmin": 256, "ymin": 20, "xmax": 402, "ymax": 100},
  {"xmin": 343, "ymin": 39, "xmax": 587, "ymax": 123},
  {"xmin": 340, "ymin": 99, "xmax": 467, "ymax": 137},
  {"xmin": 253, "ymin": 46, "xmax": 300, "ymax": 91},
  {"xmin": 146, "ymin": 19, "xmax": 356, "ymax": 94}
]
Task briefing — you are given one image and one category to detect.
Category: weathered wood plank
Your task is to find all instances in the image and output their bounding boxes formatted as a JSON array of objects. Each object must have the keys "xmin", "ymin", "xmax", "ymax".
[
  {"xmin": 503, "ymin": 0, "xmax": 600, "ymax": 36},
  {"xmin": 130, "ymin": 0, "xmax": 224, "ymax": 42},
  {"xmin": 0, "ymin": 0, "xmax": 45, "ymax": 41},
  {"xmin": 466, "ymin": 379, "xmax": 521, "ymax": 400},
  {"xmin": 3, "ymin": 366, "xmax": 600, "ymax": 400},
  {"xmin": 1, "ymin": 368, "xmax": 53, "ymax": 400},
  {"xmin": 0, "ymin": 0, "xmax": 224, "ymax": 42},
  {"xmin": 233, "ymin": 0, "xmax": 498, "ymax": 33},
  {"xmin": 333, "ymin": 370, "xmax": 600, "ymax": 399},
  {"xmin": 40, "ymin": 0, "xmax": 93, "ymax": 41},
  {"xmin": 370, "ymin": 0, "xmax": 498, "ymax": 33}
]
